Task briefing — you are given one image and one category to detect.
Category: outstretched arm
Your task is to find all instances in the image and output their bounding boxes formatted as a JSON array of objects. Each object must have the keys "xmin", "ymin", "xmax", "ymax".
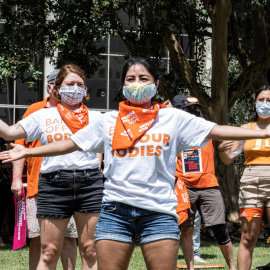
[
  {"xmin": 208, "ymin": 125, "xmax": 269, "ymax": 140},
  {"xmin": 0, "ymin": 120, "xmax": 27, "ymax": 141},
  {"xmin": 0, "ymin": 139, "xmax": 79, "ymax": 163}
]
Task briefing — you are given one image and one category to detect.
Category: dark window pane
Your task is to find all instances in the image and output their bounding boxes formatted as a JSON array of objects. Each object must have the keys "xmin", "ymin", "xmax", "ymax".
[
  {"xmin": 110, "ymin": 35, "xmax": 128, "ymax": 54},
  {"xmin": 117, "ymin": 10, "xmax": 138, "ymax": 30},
  {"xmin": 0, "ymin": 108, "xmax": 10, "ymax": 124},
  {"xmin": 15, "ymin": 108, "xmax": 27, "ymax": 123},
  {"xmin": 1, "ymin": 108, "xmax": 28, "ymax": 125},
  {"xmin": 178, "ymin": 35, "xmax": 194, "ymax": 60},
  {"xmin": 16, "ymin": 80, "xmax": 43, "ymax": 106},
  {"xmin": 85, "ymin": 59, "xmax": 107, "ymax": 110},
  {"xmin": 0, "ymin": 78, "xmax": 14, "ymax": 105},
  {"xmin": 97, "ymin": 37, "xmax": 108, "ymax": 54},
  {"xmin": 109, "ymin": 56, "xmax": 125, "ymax": 110}
]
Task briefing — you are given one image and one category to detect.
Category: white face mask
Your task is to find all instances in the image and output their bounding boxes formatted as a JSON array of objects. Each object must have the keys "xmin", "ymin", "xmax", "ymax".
[
  {"xmin": 256, "ymin": 101, "xmax": 270, "ymax": 119},
  {"xmin": 59, "ymin": 86, "xmax": 86, "ymax": 106},
  {"xmin": 122, "ymin": 83, "xmax": 156, "ymax": 105}
]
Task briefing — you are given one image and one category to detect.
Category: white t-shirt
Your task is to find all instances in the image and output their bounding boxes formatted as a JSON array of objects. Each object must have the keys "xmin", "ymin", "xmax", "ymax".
[
  {"xmin": 19, "ymin": 107, "xmax": 101, "ymax": 173},
  {"xmin": 71, "ymin": 107, "xmax": 216, "ymax": 221}
]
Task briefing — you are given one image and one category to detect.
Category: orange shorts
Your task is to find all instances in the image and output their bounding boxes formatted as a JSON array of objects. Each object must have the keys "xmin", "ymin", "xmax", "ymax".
[{"xmin": 239, "ymin": 208, "xmax": 263, "ymax": 231}]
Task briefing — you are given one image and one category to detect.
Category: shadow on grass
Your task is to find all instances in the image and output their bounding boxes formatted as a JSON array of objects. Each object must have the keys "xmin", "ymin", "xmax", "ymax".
[{"xmin": 178, "ymin": 254, "xmax": 217, "ymax": 260}]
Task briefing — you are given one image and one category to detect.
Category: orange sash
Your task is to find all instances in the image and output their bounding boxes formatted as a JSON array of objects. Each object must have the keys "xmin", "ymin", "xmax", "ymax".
[
  {"xmin": 174, "ymin": 178, "xmax": 191, "ymax": 225},
  {"xmin": 57, "ymin": 103, "xmax": 89, "ymax": 134},
  {"xmin": 239, "ymin": 208, "xmax": 263, "ymax": 231},
  {"xmin": 112, "ymin": 101, "xmax": 166, "ymax": 150}
]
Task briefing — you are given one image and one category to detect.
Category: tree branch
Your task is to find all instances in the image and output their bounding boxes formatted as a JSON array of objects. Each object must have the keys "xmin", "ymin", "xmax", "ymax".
[
  {"xmin": 228, "ymin": 48, "xmax": 270, "ymax": 108},
  {"xmin": 228, "ymin": 9, "xmax": 251, "ymax": 68}
]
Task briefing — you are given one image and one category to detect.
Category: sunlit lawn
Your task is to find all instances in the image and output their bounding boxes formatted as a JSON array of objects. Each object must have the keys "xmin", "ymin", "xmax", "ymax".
[{"xmin": 0, "ymin": 239, "xmax": 269, "ymax": 269}]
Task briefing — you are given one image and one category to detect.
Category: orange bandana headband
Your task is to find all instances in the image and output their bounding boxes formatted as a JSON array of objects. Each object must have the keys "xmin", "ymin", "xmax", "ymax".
[
  {"xmin": 57, "ymin": 103, "xmax": 89, "ymax": 134},
  {"xmin": 112, "ymin": 101, "xmax": 166, "ymax": 150}
]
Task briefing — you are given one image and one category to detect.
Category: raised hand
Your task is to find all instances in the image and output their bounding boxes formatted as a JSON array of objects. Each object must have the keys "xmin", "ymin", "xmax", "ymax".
[
  {"xmin": 218, "ymin": 140, "xmax": 234, "ymax": 152},
  {"xmin": 0, "ymin": 143, "xmax": 27, "ymax": 163},
  {"xmin": 164, "ymin": 100, "xmax": 173, "ymax": 108}
]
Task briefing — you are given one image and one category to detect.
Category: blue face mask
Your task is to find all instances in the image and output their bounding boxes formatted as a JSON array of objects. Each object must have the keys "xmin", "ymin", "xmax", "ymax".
[
  {"xmin": 256, "ymin": 101, "xmax": 270, "ymax": 119},
  {"xmin": 123, "ymin": 83, "xmax": 156, "ymax": 105}
]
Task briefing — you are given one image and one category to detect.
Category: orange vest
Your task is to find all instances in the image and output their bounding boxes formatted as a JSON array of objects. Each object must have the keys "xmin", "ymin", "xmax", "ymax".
[
  {"xmin": 244, "ymin": 122, "xmax": 270, "ymax": 165},
  {"xmin": 175, "ymin": 140, "xmax": 219, "ymax": 188},
  {"xmin": 15, "ymin": 98, "xmax": 49, "ymax": 197}
]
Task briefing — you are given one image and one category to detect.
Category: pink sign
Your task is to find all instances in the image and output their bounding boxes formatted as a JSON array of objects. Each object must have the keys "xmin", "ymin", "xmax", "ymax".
[{"xmin": 13, "ymin": 189, "xmax": 26, "ymax": 250}]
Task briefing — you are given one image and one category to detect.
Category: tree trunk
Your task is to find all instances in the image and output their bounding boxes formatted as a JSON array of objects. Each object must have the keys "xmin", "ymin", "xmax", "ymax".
[
  {"xmin": 207, "ymin": 0, "xmax": 239, "ymax": 221},
  {"xmin": 251, "ymin": 10, "xmax": 269, "ymax": 90}
]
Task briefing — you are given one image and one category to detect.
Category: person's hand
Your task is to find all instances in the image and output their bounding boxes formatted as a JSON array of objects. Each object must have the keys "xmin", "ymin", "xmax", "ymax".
[
  {"xmin": 11, "ymin": 180, "xmax": 23, "ymax": 200},
  {"xmin": 218, "ymin": 141, "xmax": 234, "ymax": 152},
  {"xmin": 0, "ymin": 143, "xmax": 27, "ymax": 163},
  {"xmin": 163, "ymin": 100, "xmax": 173, "ymax": 108}
]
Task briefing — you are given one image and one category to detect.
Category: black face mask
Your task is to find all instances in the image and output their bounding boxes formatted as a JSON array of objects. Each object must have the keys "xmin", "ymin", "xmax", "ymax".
[{"xmin": 187, "ymin": 110, "xmax": 200, "ymax": 117}]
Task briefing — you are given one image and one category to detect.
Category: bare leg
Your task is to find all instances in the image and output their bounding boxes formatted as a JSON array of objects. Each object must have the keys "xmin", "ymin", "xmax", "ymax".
[
  {"xmin": 29, "ymin": 236, "xmax": 41, "ymax": 270},
  {"xmin": 60, "ymin": 237, "xmax": 77, "ymax": 270},
  {"xmin": 219, "ymin": 241, "xmax": 236, "ymax": 270},
  {"xmin": 180, "ymin": 226, "xmax": 194, "ymax": 270},
  {"xmin": 237, "ymin": 217, "xmax": 261, "ymax": 270},
  {"xmin": 73, "ymin": 212, "xmax": 99, "ymax": 270},
  {"xmin": 96, "ymin": 240, "xmax": 134, "ymax": 270},
  {"xmin": 37, "ymin": 217, "xmax": 70, "ymax": 270},
  {"xmin": 141, "ymin": 239, "xmax": 179, "ymax": 270}
]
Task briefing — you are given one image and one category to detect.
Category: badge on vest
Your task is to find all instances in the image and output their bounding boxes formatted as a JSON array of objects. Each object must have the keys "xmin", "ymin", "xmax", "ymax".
[{"xmin": 181, "ymin": 149, "xmax": 203, "ymax": 175}]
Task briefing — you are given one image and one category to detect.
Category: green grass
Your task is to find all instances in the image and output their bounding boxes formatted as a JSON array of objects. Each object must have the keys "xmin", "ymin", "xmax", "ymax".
[{"xmin": 0, "ymin": 239, "xmax": 269, "ymax": 269}]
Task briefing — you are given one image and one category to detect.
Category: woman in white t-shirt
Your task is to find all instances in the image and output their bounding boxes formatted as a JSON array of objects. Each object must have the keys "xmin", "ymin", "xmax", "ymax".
[
  {"xmin": 0, "ymin": 64, "xmax": 104, "ymax": 270},
  {"xmin": 1, "ymin": 57, "xmax": 270, "ymax": 270}
]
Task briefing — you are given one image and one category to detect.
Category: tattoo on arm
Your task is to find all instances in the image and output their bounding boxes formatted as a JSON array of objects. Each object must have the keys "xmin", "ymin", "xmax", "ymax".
[{"xmin": 14, "ymin": 123, "xmax": 22, "ymax": 130}]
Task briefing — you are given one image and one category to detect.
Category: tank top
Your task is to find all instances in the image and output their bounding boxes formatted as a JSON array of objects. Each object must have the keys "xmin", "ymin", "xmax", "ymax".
[{"xmin": 244, "ymin": 122, "xmax": 270, "ymax": 165}]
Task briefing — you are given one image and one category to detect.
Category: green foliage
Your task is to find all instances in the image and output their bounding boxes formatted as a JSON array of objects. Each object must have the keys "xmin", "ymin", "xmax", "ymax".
[
  {"xmin": 0, "ymin": 0, "xmax": 210, "ymax": 92},
  {"xmin": 0, "ymin": 0, "xmax": 269, "ymax": 108}
]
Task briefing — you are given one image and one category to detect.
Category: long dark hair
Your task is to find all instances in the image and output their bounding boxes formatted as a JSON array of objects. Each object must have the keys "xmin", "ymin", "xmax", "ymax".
[{"xmin": 250, "ymin": 85, "xmax": 270, "ymax": 122}]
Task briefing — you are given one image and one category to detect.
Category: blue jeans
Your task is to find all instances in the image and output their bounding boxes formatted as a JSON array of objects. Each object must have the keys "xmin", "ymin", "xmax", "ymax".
[
  {"xmin": 193, "ymin": 210, "xmax": 201, "ymax": 257},
  {"xmin": 95, "ymin": 202, "xmax": 180, "ymax": 245}
]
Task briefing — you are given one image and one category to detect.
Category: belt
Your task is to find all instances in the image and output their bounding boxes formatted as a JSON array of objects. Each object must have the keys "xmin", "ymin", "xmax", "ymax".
[{"xmin": 42, "ymin": 168, "xmax": 99, "ymax": 178}]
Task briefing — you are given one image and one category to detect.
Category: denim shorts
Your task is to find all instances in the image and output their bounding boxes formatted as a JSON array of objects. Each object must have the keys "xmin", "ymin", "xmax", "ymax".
[
  {"xmin": 95, "ymin": 202, "xmax": 180, "ymax": 245},
  {"xmin": 37, "ymin": 168, "xmax": 104, "ymax": 218}
]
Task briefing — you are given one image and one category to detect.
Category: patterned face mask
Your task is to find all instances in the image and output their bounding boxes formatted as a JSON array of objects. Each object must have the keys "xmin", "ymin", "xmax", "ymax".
[
  {"xmin": 59, "ymin": 86, "xmax": 86, "ymax": 106},
  {"xmin": 122, "ymin": 83, "xmax": 156, "ymax": 105},
  {"xmin": 256, "ymin": 101, "xmax": 270, "ymax": 119}
]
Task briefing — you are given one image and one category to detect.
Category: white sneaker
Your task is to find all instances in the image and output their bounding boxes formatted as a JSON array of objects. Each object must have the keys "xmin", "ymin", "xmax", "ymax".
[{"xmin": 194, "ymin": 256, "xmax": 207, "ymax": 263}]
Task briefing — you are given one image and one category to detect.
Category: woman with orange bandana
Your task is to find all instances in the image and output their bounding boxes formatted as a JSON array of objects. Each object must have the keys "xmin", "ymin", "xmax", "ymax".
[
  {"xmin": 219, "ymin": 85, "xmax": 270, "ymax": 270},
  {"xmin": 1, "ymin": 58, "xmax": 270, "ymax": 270},
  {"xmin": 0, "ymin": 64, "xmax": 104, "ymax": 270}
]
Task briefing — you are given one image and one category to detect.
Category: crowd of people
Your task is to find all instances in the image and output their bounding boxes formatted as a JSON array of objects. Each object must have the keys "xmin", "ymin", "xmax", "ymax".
[{"xmin": 0, "ymin": 57, "xmax": 269, "ymax": 270}]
